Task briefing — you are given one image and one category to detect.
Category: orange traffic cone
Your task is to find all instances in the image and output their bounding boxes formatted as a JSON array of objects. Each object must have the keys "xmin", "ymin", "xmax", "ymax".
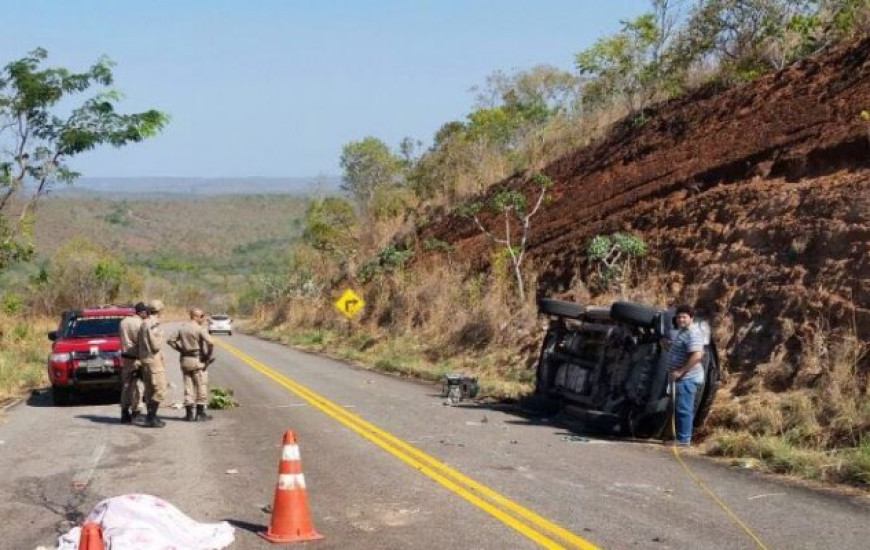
[
  {"xmin": 259, "ymin": 430, "xmax": 324, "ymax": 543},
  {"xmin": 78, "ymin": 521, "xmax": 104, "ymax": 550}
]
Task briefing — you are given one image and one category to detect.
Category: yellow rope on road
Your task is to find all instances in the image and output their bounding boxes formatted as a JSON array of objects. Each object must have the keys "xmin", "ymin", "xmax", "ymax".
[{"xmin": 669, "ymin": 386, "xmax": 769, "ymax": 550}]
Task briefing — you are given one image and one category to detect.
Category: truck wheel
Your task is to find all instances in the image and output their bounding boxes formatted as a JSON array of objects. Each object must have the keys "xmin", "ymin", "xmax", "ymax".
[
  {"xmin": 623, "ymin": 406, "xmax": 668, "ymax": 439},
  {"xmin": 610, "ymin": 301, "xmax": 658, "ymax": 327},
  {"xmin": 537, "ymin": 298, "xmax": 585, "ymax": 319},
  {"xmin": 52, "ymin": 386, "xmax": 73, "ymax": 406}
]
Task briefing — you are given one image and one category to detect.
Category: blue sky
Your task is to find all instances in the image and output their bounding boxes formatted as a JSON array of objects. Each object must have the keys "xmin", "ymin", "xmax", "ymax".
[{"xmin": 4, "ymin": 1, "xmax": 651, "ymax": 177}]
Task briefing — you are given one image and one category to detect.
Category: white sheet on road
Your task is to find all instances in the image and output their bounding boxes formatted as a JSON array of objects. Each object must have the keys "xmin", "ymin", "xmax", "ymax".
[{"xmin": 56, "ymin": 494, "xmax": 235, "ymax": 550}]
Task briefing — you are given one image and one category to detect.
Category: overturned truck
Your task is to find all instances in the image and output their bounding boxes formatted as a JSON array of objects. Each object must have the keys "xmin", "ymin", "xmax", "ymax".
[{"xmin": 533, "ymin": 299, "xmax": 721, "ymax": 439}]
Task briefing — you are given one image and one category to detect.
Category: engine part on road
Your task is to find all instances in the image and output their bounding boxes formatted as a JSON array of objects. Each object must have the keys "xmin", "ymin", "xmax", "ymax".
[{"xmin": 441, "ymin": 373, "xmax": 479, "ymax": 405}]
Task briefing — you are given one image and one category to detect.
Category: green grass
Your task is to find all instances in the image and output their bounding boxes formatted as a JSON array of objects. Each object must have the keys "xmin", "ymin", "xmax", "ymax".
[
  {"xmin": 839, "ymin": 442, "xmax": 870, "ymax": 485},
  {"xmin": 251, "ymin": 324, "xmax": 533, "ymax": 399},
  {"xmin": 708, "ymin": 430, "xmax": 870, "ymax": 487},
  {"xmin": 209, "ymin": 386, "xmax": 240, "ymax": 409}
]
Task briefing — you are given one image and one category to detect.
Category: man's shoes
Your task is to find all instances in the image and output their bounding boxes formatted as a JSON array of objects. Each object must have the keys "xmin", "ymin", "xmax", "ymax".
[
  {"xmin": 184, "ymin": 405, "xmax": 195, "ymax": 422},
  {"xmin": 195, "ymin": 404, "xmax": 213, "ymax": 422},
  {"xmin": 144, "ymin": 402, "xmax": 166, "ymax": 428},
  {"xmin": 120, "ymin": 408, "xmax": 132, "ymax": 424},
  {"xmin": 130, "ymin": 409, "xmax": 141, "ymax": 421}
]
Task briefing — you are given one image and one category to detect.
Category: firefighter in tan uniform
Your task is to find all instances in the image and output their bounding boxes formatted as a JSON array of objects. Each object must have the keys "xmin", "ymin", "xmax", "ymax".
[
  {"xmin": 168, "ymin": 308, "xmax": 215, "ymax": 421},
  {"xmin": 119, "ymin": 302, "xmax": 149, "ymax": 423},
  {"xmin": 138, "ymin": 299, "xmax": 168, "ymax": 428}
]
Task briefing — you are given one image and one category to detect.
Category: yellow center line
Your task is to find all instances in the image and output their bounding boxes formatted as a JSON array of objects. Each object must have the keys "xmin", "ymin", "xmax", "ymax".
[{"xmin": 215, "ymin": 339, "xmax": 599, "ymax": 550}]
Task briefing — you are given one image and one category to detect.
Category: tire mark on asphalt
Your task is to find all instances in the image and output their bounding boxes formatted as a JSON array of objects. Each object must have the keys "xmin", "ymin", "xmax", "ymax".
[
  {"xmin": 71, "ymin": 442, "xmax": 106, "ymax": 490},
  {"xmin": 14, "ymin": 473, "xmax": 102, "ymax": 539}
]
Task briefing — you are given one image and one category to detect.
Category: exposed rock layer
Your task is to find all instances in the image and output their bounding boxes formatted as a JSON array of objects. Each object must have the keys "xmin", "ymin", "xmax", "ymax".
[{"xmin": 423, "ymin": 38, "xmax": 870, "ymax": 387}]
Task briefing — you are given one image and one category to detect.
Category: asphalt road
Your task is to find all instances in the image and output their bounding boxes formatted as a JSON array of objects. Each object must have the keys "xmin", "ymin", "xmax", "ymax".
[{"xmin": 1, "ymin": 328, "xmax": 868, "ymax": 549}]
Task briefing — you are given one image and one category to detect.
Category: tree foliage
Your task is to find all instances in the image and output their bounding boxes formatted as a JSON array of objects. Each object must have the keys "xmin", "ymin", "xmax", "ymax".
[
  {"xmin": 587, "ymin": 232, "xmax": 648, "ymax": 290},
  {"xmin": 459, "ymin": 173, "xmax": 553, "ymax": 301},
  {"xmin": 339, "ymin": 136, "xmax": 402, "ymax": 213},
  {"xmin": 39, "ymin": 237, "xmax": 141, "ymax": 310},
  {"xmin": 474, "ymin": 65, "xmax": 581, "ymax": 113},
  {"xmin": 670, "ymin": 0, "xmax": 870, "ymax": 82},
  {"xmin": 575, "ymin": 1, "xmax": 682, "ymax": 114},
  {"xmin": 0, "ymin": 49, "xmax": 168, "ymax": 270},
  {"xmin": 302, "ymin": 197, "xmax": 359, "ymax": 259}
]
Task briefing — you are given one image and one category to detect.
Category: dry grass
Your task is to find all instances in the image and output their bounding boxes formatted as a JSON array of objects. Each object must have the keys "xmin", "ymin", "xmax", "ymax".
[
  {"xmin": 707, "ymin": 331, "xmax": 870, "ymax": 486},
  {"xmin": 249, "ymin": 257, "xmax": 541, "ymax": 399},
  {"xmin": 0, "ymin": 314, "xmax": 53, "ymax": 403}
]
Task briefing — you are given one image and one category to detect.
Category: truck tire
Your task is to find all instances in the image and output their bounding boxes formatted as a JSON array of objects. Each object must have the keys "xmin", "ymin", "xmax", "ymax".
[
  {"xmin": 537, "ymin": 298, "xmax": 585, "ymax": 319},
  {"xmin": 610, "ymin": 301, "xmax": 658, "ymax": 327},
  {"xmin": 52, "ymin": 386, "xmax": 72, "ymax": 406}
]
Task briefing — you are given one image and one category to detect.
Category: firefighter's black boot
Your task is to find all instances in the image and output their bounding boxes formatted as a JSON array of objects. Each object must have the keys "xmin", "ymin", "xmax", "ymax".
[
  {"xmin": 120, "ymin": 408, "xmax": 132, "ymax": 424},
  {"xmin": 195, "ymin": 404, "xmax": 213, "ymax": 422},
  {"xmin": 144, "ymin": 402, "xmax": 166, "ymax": 428},
  {"xmin": 131, "ymin": 408, "xmax": 141, "ymax": 421},
  {"xmin": 184, "ymin": 405, "xmax": 195, "ymax": 421}
]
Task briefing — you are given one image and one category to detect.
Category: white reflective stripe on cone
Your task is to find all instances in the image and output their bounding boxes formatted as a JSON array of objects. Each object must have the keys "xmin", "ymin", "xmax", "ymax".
[
  {"xmin": 281, "ymin": 444, "xmax": 301, "ymax": 461},
  {"xmin": 277, "ymin": 473, "xmax": 306, "ymax": 490}
]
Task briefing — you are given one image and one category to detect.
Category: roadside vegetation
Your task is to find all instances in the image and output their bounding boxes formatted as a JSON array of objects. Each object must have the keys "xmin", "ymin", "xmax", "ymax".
[{"xmin": 0, "ymin": 313, "xmax": 53, "ymax": 404}]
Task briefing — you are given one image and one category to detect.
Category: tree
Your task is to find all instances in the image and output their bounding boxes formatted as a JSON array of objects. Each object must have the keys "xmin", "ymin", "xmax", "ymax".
[
  {"xmin": 43, "ymin": 237, "xmax": 140, "ymax": 309},
  {"xmin": 466, "ymin": 66, "xmax": 579, "ymax": 150},
  {"xmin": 302, "ymin": 197, "xmax": 359, "ymax": 260},
  {"xmin": 473, "ymin": 64, "xmax": 581, "ymax": 114},
  {"xmin": 407, "ymin": 121, "xmax": 474, "ymax": 201},
  {"xmin": 0, "ymin": 48, "xmax": 168, "ymax": 270},
  {"xmin": 665, "ymin": 0, "xmax": 870, "ymax": 81},
  {"xmin": 457, "ymin": 173, "xmax": 553, "ymax": 301},
  {"xmin": 668, "ymin": 0, "xmax": 796, "ymax": 79},
  {"xmin": 587, "ymin": 232, "xmax": 648, "ymax": 291},
  {"xmin": 575, "ymin": 1, "xmax": 683, "ymax": 115},
  {"xmin": 339, "ymin": 137, "xmax": 402, "ymax": 215}
]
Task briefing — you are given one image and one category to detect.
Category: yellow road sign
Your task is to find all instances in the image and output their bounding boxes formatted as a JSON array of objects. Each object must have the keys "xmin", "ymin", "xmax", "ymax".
[{"xmin": 334, "ymin": 288, "xmax": 364, "ymax": 318}]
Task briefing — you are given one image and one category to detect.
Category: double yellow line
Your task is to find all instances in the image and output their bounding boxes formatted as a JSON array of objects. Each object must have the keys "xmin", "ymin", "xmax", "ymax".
[{"xmin": 216, "ymin": 339, "xmax": 598, "ymax": 550}]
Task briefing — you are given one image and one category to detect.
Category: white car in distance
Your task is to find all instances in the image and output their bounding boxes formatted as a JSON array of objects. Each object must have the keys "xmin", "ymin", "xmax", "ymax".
[{"xmin": 208, "ymin": 314, "xmax": 233, "ymax": 336}]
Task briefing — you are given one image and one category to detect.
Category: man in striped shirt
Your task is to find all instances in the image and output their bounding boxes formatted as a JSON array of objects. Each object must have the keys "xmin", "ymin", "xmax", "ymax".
[{"xmin": 666, "ymin": 304, "xmax": 705, "ymax": 446}]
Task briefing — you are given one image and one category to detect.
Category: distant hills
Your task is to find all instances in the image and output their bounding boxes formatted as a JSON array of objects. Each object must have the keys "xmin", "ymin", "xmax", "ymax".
[{"xmin": 51, "ymin": 176, "xmax": 342, "ymax": 197}]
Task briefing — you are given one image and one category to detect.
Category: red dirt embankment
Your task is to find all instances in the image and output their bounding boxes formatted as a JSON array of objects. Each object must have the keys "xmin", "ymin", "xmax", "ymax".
[{"xmin": 423, "ymin": 37, "xmax": 870, "ymax": 388}]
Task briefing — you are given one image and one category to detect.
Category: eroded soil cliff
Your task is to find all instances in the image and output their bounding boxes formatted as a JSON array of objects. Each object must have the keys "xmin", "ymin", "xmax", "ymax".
[{"xmin": 423, "ymin": 38, "xmax": 870, "ymax": 389}]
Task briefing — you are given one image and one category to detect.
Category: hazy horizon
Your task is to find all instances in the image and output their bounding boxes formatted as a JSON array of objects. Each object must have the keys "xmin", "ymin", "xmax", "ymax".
[{"xmin": 41, "ymin": 175, "xmax": 342, "ymax": 197}]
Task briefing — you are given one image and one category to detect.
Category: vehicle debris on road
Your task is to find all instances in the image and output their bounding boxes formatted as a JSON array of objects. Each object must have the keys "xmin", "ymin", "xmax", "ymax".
[{"xmin": 440, "ymin": 373, "xmax": 479, "ymax": 405}]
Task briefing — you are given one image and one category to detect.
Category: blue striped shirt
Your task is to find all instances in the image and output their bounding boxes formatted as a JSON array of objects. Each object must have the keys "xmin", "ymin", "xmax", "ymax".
[{"xmin": 667, "ymin": 324, "xmax": 705, "ymax": 382}]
